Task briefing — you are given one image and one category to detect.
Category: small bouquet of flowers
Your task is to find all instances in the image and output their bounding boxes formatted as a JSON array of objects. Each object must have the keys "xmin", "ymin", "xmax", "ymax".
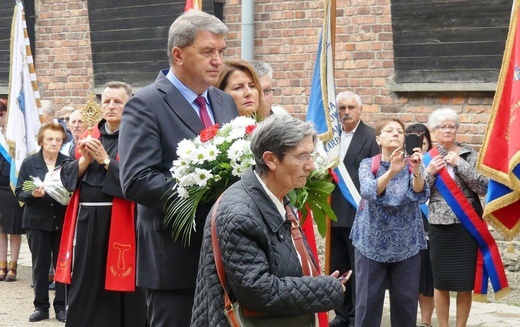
[
  {"xmin": 164, "ymin": 116, "xmax": 337, "ymax": 246},
  {"xmin": 22, "ymin": 167, "xmax": 72, "ymax": 205}
]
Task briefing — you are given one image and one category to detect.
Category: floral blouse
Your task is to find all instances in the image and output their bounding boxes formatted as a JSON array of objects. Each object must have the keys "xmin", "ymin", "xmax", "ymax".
[
  {"xmin": 424, "ymin": 143, "xmax": 488, "ymax": 225},
  {"xmin": 350, "ymin": 159, "xmax": 429, "ymax": 263}
]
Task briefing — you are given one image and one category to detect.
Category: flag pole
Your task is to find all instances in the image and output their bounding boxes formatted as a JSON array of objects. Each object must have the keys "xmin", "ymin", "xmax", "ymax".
[{"xmin": 324, "ymin": 0, "xmax": 336, "ymax": 276}]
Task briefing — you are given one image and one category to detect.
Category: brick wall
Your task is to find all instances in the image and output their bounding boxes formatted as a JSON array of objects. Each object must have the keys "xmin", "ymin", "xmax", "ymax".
[
  {"xmin": 223, "ymin": 0, "xmax": 495, "ymax": 148},
  {"xmin": 34, "ymin": 0, "xmax": 93, "ymax": 109},
  {"xmin": 32, "ymin": 0, "xmax": 494, "ymax": 148}
]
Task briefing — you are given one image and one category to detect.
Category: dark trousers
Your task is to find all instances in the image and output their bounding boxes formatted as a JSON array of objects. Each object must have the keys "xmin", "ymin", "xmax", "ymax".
[
  {"xmin": 330, "ymin": 227, "xmax": 356, "ymax": 325},
  {"xmin": 145, "ymin": 288, "xmax": 195, "ymax": 327},
  {"xmin": 355, "ymin": 249, "xmax": 420, "ymax": 327},
  {"xmin": 26, "ymin": 228, "xmax": 65, "ymax": 313}
]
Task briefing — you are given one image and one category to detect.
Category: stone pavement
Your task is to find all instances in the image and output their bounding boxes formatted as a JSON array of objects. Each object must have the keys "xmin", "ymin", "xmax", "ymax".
[{"xmin": 4, "ymin": 240, "xmax": 520, "ymax": 326}]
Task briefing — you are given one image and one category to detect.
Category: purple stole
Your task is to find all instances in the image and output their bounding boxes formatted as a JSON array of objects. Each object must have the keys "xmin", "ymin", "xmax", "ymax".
[{"xmin": 423, "ymin": 147, "xmax": 509, "ymax": 300}]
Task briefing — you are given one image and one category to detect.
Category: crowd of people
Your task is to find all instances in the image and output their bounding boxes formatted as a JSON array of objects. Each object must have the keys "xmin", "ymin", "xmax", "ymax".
[{"xmin": 0, "ymin": 9, "xmax": 494, "ymax": 327}]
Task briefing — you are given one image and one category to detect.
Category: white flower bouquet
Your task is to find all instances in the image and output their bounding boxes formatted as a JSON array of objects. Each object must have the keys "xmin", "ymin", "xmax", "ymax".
[
  {"xmin": 163, "ymin": 116, "xmax": 257, "ymax": 246},
  {"xmin": 164, "ymin": 116, "xmax": 338, "ymax": 246},
  {"xmin": 22, "ymin": 167, "xmax": 72, "ymax": 205}
]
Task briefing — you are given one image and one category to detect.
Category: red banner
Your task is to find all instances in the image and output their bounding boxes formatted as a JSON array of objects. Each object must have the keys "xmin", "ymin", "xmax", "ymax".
[
  {"xmin": 478, "ymin": 0, "xmax": 520, "ymax": 240},
  {"xmin": 185, "ymin": 0, "xmax": 201, "ymax": 11}
]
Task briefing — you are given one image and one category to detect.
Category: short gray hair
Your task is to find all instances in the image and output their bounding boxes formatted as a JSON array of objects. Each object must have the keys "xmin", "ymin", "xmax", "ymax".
[
  {"xmin": 41, "ymin": 100, "xmax": 55, "ymax": 116},
  {"xmin": 58, "ymin": 106, "xmax": 75, "ymax": 117},
  {"xmin": 251, "ymin": 114, "xmax": 317, "ymax": 175},
  {"xmin": 336, "ymin": 91, "xmax": 362, "ymax": 107},
  {"xmin": 249, "ymin": 61, "xmax": 273, "ymax": 79},
  {"xmin": 167, "ymin": 10, "xmax": 228, "ymax": 64},
  {"xmin": 104, "ymin": 81, "xmax": 132, "ymax": 98},
  {"xmin": 428, "ymin": 108, "xmax": 460, "ymax": 130}
]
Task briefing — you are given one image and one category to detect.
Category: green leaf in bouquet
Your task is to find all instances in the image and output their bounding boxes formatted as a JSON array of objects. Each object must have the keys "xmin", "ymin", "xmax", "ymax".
[
  {"xmin": 163, "ymin": 185, "xmax": 209, "ymax": 247},
  {"xmin": 305, "ymin": 199, "xmax": 329, "ymax": 237}
]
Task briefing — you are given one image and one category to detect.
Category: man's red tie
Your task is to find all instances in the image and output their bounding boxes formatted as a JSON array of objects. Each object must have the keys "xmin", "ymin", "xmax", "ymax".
[{"xmin": 195, "ymin": 96, "xmax": 213, "ymax": 128}]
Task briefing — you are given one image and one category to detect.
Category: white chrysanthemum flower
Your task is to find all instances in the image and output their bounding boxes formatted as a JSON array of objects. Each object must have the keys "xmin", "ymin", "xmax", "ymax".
[
  {"xmin": 227, "ymin": 139, "xmax": 251, "ymax": 161},
  {"xmin": 171, "ymin": 164, "xmax": 191, "ymax": 181},
  {"xmin": 213, "ymin": 135, "xmax": 226, "ymax": 146},
  {"xmin": 230, "ymin": 162, "xmax": 247, "ymax": 177},
  {"xmin": 194, "ymin": 168, "xmax": 212, "ymax": 187},
  {"xmin": 219, "ymin": 124, "xmax": 234, "ymax": 137},
  {"xmin": 241, "ymin": 156, "xmax": 255, "ymax": 168},
  {"xmin": 177, "ymin": 186, "xmax": 189, "ymax": 199},
  {"xmin": 226, "ymin": 127, "xmax": 246, "ymax": 142},
  {"xmin": 179, "ymin": 174, "xmax": 197, "ymax": 188},
  {"xmin": 202, "ymin": 143, "xmax": 220, "ymax": 161},
  {"xmin": 177, "ymin": 139, "xmax": 195, "ymax": 159},
  {"xmin": 230, "ymin": 116, "xmax": 256, "ymax": 129},
  {"xmin": 191, "ymin": 147, "xmax": 208, "ymax": 165},
  {"xmin": 172, "ymin": 158, "xmax": 188, "ymax": 170}
]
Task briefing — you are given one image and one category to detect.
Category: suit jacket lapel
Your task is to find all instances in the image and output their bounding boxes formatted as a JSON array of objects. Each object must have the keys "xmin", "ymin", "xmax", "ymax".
[
  {"xmin": 156, "ymin": 72, "xmax": 205, "ymax": 135},
  {"xmin": 343, "ymin": 121, "xmax": 368, "ymax": 169},
  {"xmin": 207, "ymin": 87, "xmax": 226, "ymax": 125}
]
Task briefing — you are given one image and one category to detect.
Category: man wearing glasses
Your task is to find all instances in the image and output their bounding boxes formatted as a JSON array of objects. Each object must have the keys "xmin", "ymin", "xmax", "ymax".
[{"xmin": 250, "ymin": 61, "xmax": 278, "ymax": 116}]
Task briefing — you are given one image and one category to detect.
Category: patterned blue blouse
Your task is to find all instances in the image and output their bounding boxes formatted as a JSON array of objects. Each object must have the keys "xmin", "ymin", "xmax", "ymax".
[{"xmin": 351, "ymin": 159, "xmax": 429, "ymax": 263}]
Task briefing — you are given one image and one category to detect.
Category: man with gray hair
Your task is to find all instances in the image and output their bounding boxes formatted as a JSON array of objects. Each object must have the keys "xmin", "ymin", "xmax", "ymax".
[
  {"xmin": 329, "ymin": 91, "xmax": 379, "ymax": 327},
  {"xmin": 41, "ymin": 100, "xmax": 56, "ymax": 124},
  {"xmin": 41, "ymin": 100, "xmax": 72, "ymax": 143},
  {"xmin": 119, "ymin": 10, "xmax": 238, "ymax": 327},
  {"xmin": 250, "ymin": 60, "xmax": 276, "ymax": 117}
]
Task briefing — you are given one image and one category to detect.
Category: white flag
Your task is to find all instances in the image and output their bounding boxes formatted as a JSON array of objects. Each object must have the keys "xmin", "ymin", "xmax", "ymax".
[{"xmin": 6, "ymin": 1, "xmax": 42, "ymax": 187}]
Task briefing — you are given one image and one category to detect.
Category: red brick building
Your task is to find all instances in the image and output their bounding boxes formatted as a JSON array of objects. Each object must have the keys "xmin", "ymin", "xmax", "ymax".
[{"xmin": 0, "ymin": 0, "xmax": 512, "ymax": 148}]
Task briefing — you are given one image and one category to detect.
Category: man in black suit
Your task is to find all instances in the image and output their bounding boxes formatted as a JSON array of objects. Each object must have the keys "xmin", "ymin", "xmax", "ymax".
[
  {"xmin": 329, "ymin": 91, "xmax": 379, "ymax": 327},
  {"xmin": 119, "ymin": 10, "xmax": 238, "ymax": 327}
]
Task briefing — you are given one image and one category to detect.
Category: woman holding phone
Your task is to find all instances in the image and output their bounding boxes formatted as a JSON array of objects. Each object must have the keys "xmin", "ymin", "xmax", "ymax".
[
  {"xmin": 350, "ymin": 118, "xmax": 429, "ymax": 327},
  {"xmin": 406, "ymin": 123, "xmax": 434, "ymax": 327}
]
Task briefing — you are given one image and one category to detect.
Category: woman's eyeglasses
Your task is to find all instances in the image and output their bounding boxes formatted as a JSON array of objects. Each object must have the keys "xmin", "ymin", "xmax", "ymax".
[
  {"xmin": 435, "ymin": 125, "xmax": 457, "ymax": 132},
  {"xmin": 284, "ymin": 152, "xmax": 313, "ymax": 163},
  {"xmin": 263, "ymin": 88, "xmax": 277, "ymax": 95}
]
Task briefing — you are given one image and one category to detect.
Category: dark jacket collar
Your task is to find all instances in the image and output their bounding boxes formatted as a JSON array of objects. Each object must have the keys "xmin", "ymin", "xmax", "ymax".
[{"xmin": 239, "ymin": 168, "xmax": 287, "ymax": 233}]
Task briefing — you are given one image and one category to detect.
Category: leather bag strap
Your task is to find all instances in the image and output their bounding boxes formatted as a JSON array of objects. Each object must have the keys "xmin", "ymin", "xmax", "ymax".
[
  {"xmin": 211, "ymin": 194, "xmax": 241, "ymax": 327},
  {"xmin": 285, "ymin": 205, "xmax": 319, "ymax": 277}
]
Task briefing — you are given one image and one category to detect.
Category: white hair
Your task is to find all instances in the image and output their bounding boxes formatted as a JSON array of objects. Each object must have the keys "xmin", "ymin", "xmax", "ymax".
[
  {"xmin": 336, "ymin": 91, "xmax": 362, "ymax": 107},
  {"xmin": 428, "ymin": 108, "xmax": 460, "ymax": 130}
]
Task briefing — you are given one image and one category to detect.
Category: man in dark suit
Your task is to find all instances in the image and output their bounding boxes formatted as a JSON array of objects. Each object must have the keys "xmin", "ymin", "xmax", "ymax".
[
  {"xmin": 119, "ymin": 10, "xmax": 238, "ymax": 327},
  {"xmin": 329, "ymin": 91, "xmax": 379, "ymax": 327}
]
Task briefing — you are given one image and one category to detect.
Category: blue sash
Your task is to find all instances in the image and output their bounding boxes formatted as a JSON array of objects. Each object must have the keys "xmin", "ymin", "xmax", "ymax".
[{"xmin": 424, "ymin": 148, "xmax": 509, "ymax": 300}]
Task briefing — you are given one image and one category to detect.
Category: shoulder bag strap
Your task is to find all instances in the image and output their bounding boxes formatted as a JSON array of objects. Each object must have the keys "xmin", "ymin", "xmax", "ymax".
[
  {"xmin": 285, "ymin": 205, "xmax": 319, "ymax": 277},
  {"xmin": 211, "ymin": 194, "xmax": 241, "ymax": 327}
]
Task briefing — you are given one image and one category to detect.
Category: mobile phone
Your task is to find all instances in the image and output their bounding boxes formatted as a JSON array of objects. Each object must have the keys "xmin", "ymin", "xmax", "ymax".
[
  {"xmin": 404, "ymin": 133, "xmax": 422, "ymax": 157},
  {"xmin": 338, "ymin": 270, "xmax": 353, "ymax": 284}
]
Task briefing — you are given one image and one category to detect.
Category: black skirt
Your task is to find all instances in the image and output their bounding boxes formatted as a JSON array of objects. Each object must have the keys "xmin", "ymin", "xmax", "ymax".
[
  {"xmin": 0, "ymin": 185, "xmax": 24, "ymax": 234},
  {"xmin": 418, "ymin": 244, "xmax": 434, "ymax": 297},
  {"xmin": 429, "ymin": 223, "xmax": 477, "ymax": 292}
]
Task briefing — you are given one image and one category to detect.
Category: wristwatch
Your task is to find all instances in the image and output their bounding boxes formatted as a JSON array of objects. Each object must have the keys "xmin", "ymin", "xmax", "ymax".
[
  {"xmin": 412, "ymin": 172, "xmax": 421, "ymax": 178},
  {"xmin": 102, "ymin": 157, "xmax": 111, "ymax": 168}
]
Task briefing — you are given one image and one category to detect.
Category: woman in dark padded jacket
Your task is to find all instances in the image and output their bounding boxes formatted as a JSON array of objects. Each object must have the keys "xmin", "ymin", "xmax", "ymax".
[{"xmin": 191, "ymin": 114, "xmax": 345, "ymax": 326}]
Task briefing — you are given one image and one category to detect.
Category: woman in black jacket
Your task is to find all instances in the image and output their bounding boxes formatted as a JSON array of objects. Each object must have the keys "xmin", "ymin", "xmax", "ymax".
[
  {"xmin": 191, "ymin": 114, "xmax": 345, "ymax": 326},
  {"xmin": 15, "ymin": 122, "xmax": 68, "ymax": 323}
]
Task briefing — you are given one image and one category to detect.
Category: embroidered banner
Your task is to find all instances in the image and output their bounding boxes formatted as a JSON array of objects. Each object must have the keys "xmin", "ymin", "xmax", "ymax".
[{"xmin": 477, "ymin": 0, "xmax": 520, "ymax": 240}]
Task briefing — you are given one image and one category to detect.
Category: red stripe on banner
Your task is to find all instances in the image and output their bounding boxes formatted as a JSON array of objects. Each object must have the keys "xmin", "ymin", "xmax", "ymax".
[
  {"xmin": 493, "ymin": 202, "xmax": 520, "ymax": 230},
  {"xmin": 300, "ymin": 208, "xmax": 328, "ymax": 327}
]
